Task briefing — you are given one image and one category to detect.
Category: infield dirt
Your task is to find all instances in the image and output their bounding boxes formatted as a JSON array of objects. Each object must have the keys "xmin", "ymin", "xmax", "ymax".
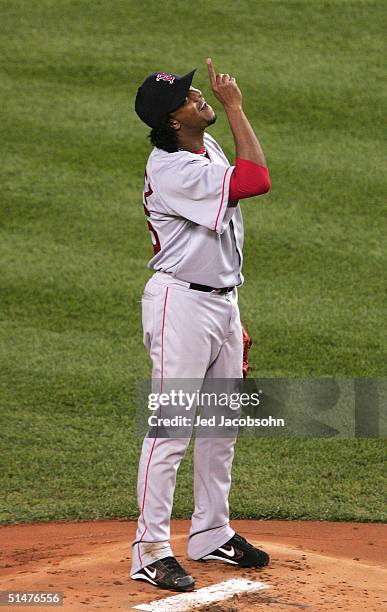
[{"xmin": 0, "ymin": 520, "xmax": 385, "ymax": 611}]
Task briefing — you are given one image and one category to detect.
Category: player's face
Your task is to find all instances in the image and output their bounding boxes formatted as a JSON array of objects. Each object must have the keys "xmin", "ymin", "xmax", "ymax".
[{"xmin": 171, "ymin": 87, "xmax": 217, "ymax": 130}]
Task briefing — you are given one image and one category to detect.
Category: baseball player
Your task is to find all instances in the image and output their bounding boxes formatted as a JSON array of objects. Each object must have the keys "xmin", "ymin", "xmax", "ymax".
[{"xmin": 131, "ymin": 58, "xmax": 271, "ymax": 592}]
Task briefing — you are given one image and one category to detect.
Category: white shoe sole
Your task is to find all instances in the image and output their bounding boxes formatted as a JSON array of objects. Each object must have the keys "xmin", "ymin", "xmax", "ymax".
[{"xmin": 201, "ymin": 554, "xmax": 238, "ymax": 565}]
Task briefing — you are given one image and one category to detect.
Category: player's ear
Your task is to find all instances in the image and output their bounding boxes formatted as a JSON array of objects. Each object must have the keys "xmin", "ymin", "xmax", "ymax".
[{"xmin": 169, "ymin": 117, "xmax": 181, "ymax": 131}]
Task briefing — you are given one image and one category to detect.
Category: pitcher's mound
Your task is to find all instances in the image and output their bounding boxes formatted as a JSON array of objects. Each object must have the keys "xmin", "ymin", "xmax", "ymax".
[{"xmin": 1, "ymin": 519, "xmax": 386, "ymax": 610}]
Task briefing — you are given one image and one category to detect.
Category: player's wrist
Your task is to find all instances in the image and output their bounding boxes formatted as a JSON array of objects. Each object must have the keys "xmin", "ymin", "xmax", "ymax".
[{"xmin": 224, "ymin": 103, "xmax": 243, "ymax": 114}]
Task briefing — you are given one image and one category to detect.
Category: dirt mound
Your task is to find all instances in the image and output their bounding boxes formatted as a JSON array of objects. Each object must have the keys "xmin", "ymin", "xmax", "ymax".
[{"xmin": 0, "ymin": 520, "xmax": 386, "ymax": 610}]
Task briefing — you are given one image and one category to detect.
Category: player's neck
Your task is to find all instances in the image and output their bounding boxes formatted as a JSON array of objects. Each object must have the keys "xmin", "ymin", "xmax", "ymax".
[{"xmin": 176, "ymin": 130, "xmax": 205, "ymax": 153}]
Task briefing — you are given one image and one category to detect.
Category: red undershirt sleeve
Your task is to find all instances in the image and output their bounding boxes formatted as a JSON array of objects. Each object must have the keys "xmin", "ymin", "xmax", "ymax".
[{"xmin": 229, "ymin": 158, "xmax": 271, "ymax": 201}]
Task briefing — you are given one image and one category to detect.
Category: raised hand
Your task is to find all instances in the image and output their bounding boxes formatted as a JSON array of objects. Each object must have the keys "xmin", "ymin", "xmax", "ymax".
[{"xmin": 206, "ymin": 57, "xmax": 242, "ymax": 111}]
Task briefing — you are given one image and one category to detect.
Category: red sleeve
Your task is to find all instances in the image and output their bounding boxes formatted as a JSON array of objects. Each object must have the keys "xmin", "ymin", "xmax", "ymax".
[{"xmin": 229, "ymin": 158, "xmax": 271, "ymax": 201}]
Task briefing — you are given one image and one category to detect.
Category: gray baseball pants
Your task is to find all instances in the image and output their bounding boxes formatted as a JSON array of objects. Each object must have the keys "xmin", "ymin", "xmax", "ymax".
[{"xmin": 130, "ymin": 272, "xmax": 243, "ymax": 575}]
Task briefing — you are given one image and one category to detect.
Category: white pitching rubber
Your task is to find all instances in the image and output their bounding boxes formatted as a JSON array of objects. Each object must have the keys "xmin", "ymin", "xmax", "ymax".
[{"xmin": 133, "ymin": 577, "xmax": 269, "ymax": 611}]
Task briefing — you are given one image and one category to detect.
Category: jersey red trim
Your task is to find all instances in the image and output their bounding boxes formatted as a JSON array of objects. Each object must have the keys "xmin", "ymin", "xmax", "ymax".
[
  {"xmin": 214, "ymin": 166, "xmax": 232, "ymax": 232},
  {"xmin": 192, "ymin": 145, "xmax": 207, "ymax": 155}
]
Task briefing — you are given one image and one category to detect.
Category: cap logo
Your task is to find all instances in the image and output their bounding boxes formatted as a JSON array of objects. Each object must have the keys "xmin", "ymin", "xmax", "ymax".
[{"xmin": 156, "ymin": 72, "xmax": 175, "ymax": 84}]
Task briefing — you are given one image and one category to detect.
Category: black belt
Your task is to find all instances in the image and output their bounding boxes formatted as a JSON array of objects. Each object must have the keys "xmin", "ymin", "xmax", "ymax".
[{"xmin": 189, "ymin": 283, "xmax": 235, "ymax": 294}]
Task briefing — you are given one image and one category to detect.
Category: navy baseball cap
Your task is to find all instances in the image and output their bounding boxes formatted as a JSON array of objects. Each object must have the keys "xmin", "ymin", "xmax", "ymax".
[{"xmin": 135, "ymin": 69, "xmax": 196, "ymax": 128}]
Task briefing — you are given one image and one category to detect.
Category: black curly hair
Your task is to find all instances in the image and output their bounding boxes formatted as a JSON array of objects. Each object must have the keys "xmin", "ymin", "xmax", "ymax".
[{"xmin": 149, "ymin": 114, "xmax": 179, "ymax": 153}]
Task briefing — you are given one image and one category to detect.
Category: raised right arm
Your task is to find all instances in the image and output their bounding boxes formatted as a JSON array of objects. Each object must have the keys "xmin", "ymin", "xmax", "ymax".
[{"xmin": 206, "ymin": 57, "xmax": 270, "ymax": 201}]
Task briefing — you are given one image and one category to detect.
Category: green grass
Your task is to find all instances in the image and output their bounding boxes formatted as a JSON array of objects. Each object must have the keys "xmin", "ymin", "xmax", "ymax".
[{"xmin": 0, "ymin": 0, "xmax": 386, "ymax": 524}]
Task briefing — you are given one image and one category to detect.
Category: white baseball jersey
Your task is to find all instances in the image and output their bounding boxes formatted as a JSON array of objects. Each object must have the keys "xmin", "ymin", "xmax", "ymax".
[{"xmin": 142, "ymin": 132, "xmax": 244, "ymax": 288}]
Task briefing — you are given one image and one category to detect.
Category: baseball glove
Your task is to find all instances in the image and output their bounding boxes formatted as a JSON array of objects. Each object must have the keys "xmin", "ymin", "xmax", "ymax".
[{"xmin": 242, "ymin": 323, "xmax": 253, "ymax": 378}]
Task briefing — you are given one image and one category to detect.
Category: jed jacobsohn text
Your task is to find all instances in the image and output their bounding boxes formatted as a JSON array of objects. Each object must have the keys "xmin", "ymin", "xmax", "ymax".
[
  {"xmin": 148, "ymin": 390, "xmax": 260, "ymax": 411},
  {"xmin": 148, "ymin": 414, "xmax": 285, "ymax": 428}
]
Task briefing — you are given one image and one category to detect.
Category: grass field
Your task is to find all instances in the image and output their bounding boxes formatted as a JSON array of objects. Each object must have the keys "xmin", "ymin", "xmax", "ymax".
[{"xmin": 1, "ymin": 0, "xmax": 385, "ymax": 524}]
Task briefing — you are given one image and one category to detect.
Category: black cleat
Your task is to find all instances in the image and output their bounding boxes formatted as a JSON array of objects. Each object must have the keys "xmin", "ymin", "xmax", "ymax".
[
  {"xmin": 200, "ymin": 533, "xmax": 269, "ymax": 568},
  {"xmin": 131, "ymin": 556, "xmax": 195, "ymax": 592}
]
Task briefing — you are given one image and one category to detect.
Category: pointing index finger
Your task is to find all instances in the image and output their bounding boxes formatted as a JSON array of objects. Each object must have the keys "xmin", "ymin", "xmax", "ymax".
[{"xmin": 206, "ymin": 57, "xmax": 216, "ymax": 87}]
